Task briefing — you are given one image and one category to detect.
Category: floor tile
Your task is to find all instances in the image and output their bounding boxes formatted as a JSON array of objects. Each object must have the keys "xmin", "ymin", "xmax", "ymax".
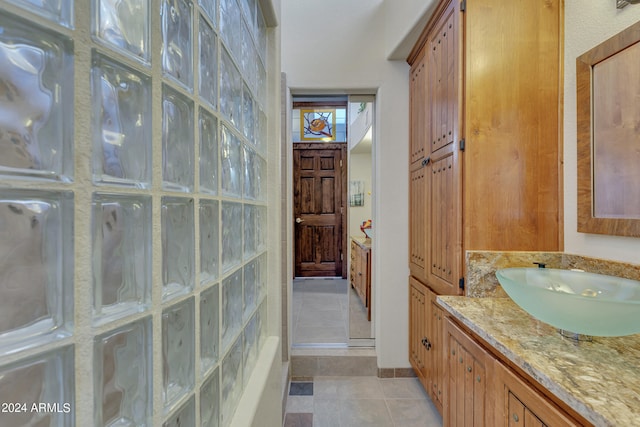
[
  {"xmin": 285, "ymin": 396, "xmax": 314, "ymax": 413},
  {"xmin": 386, "ymin": 398, "xmax": 443, "ymax": 427},
  {"xmin": 338, "ymin": 398, "xmax": 394, "ymax": 427},
  {"xmin": 283, "ymin": 412, "xmax": 313, "ymax": 427},
  {"xmin": 379, "ymin": 377, "xmax": 429, "ymax": 399},
  {"xmin": 313, "ymin": 398, "xmax": 341, "ymax": 427},
  {"xmin": 290, "ymin": 382, "xmax": 314, "ymax": 396}
]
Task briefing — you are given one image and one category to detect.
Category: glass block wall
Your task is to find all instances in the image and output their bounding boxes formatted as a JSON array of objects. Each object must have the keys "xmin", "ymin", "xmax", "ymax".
[{"xmin": 0, "ymin": 0, "xmax": 271, "ymax": 424}]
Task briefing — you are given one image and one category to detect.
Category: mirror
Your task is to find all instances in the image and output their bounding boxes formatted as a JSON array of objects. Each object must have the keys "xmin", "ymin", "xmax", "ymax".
[
  {"xmin": 348, "ymin": 98, "xmax": 374, "ymax": 343},
  {"xmin": 577, "ymin": 20, "xmax": 640, "ymax": 237}
]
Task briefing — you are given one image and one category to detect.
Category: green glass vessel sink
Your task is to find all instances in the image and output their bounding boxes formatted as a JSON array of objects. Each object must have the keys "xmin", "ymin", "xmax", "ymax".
[{"xmin": 495, "ymin": 268, "xmax": 640, "ymax": 337}]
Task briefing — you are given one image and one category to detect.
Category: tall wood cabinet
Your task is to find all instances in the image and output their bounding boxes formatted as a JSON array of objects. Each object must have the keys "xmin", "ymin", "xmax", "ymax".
[{"xmin": 407, "ymin": 0, "xmax": 563, "ymax": 417}]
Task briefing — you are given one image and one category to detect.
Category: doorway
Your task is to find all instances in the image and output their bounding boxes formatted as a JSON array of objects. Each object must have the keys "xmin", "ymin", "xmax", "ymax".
[{"xmin": 290, "ymin": 95, "xmax": 375, "ymax": 347}]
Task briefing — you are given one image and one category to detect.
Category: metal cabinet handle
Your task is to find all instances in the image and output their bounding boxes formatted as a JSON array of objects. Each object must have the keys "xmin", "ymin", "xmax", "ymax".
[
  {"xmin": 513, "ymin": 414, "xmax": 519, "ymax": 422},
  {"xmin": 295, "ymin": 217, "xmax": 304, "ymax": 224}
]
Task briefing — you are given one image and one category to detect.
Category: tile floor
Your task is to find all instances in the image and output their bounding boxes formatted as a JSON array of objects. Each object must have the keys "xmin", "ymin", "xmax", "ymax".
[
  {"xmin": 292, "ymin": 278, "xmax": 371, "ymax": 345},
  {"xmin": 283, "ymin": 376, "xmax": 443, "ymax": 427}
]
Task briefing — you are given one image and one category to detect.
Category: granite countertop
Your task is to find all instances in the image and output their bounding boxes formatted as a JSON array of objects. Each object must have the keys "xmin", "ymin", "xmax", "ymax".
[
  {"xmin": 351, "ymin": 236, "xmax": 371, "ymax": 249},
  {"xmin": 437, "ymin": 296, "xmax": 640, "ymax": 427}
]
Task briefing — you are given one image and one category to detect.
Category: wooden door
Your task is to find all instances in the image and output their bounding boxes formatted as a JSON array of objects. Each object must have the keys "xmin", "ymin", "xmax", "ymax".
[
  {"xmin": 428, "ymin": 0, "xmax": 462, "ymax": 296},
  {"xmin": 446, "ymin": 319, "xmax": 491, "ymax": 427},
  {"xmin": 410, "ymin": 51, "xmax": 428, "ymax": 164},
  {"xmin": 409, "ymin": 164, "xmax": 429, "ymax": 282},
  {"xmin": 409, "ymin": 278, "xmax": 430, "ymax": 386},
  {"xmin": 463, "ymin": 0, "xmax": 562, "ymax": 251},
  {"xmin": 294, "ymin": 143, "xmax": 346, "ymax": 277},
  {"xmin": 494, "ymin": 361, "xmax": 582, "ymax": 427}
]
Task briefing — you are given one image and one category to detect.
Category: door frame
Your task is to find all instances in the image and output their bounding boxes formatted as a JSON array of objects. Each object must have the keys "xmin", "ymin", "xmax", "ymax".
[{"xmin": 292, "ymin": 142, "xmax": 348, "ymax": 278}]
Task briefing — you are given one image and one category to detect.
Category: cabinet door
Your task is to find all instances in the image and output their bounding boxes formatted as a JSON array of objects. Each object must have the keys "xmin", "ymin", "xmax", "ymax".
[
  {"xmin": 429, "ymin": 0, "xmax": 458, "ymax": 155},
  {"xmin": 494, "ymin": 361, "xmax": 581, "ymax": 427},
  {"xmin": 430, "ymin": 298, "xmax": 445, "ymax": 410},
  {"xmin": 410, "ymin": 52, "xmax": 428, "ymax": 164},
  {"xmin": 429, "ymin": 153, "xmax": 461, "ymax": 296},
  {"xmin": 349, "ymin": 240, "xmax": 357, "ymax": 287},
  {"xmin": 409, "ymin": 278, "xmax": 430, "ymax": 386},
  {"xmin": 463, "ymin": 0, "xmax": 561, "ymax": 251},
  {"xmin": 446, "ymin": 318, "xmax": 491, "ymax": 427},
  {"xmin": 409, "ymin": 164, "xmax": 429, "ymax": 282}
]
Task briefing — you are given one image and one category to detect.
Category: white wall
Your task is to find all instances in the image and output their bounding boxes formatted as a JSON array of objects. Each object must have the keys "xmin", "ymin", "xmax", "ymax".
[
  {"xmin": 281, "ymin": 0, "xmax": 410, "ymax": 368},
  {"xmin": 348, "ymin": 152, "xmax": 373, "ymax": 239},
  {"xmin": 383, "ymin": 0, "xmax": 439, "ymax": 60},
  {"xmin": 564, "ymin": 1, "xmax": 640, "ymax": 265}
]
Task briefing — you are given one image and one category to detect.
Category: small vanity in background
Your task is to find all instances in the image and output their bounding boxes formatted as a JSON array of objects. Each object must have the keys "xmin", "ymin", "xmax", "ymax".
[{"xmin": 349, "ymin": 236, "xmax": 371, "ymax": 321}]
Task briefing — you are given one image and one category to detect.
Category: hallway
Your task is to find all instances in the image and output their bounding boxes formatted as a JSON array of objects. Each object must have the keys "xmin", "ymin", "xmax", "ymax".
[{"xmin": 284, "ymin": 376, "xmax": 442, "ymax": 427}]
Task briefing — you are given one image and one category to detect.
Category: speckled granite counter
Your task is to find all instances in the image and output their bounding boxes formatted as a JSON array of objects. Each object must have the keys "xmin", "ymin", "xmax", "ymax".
[
  {"xmin": 437, "ymin": 296, "xmax": 640, "ymax": 427},
  {"xmin": 350, "ymin": 236, "xmax": 371, "ymax": 249}
]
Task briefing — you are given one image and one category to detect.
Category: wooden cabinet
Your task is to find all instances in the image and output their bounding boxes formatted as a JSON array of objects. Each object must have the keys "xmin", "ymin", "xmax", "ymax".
[
  {"xmin": 445, "ymin": 317, "xmax": 587, "ymax": 427},
  {"xmin": 409, "ymin": 278, "xmax": 446, "ymax": 414},
  {"xmin": 350, "ymin": 238, "xmax": 371, "ymax": 320},
  {"xmin": 407, "ymin": 0, "xmax": 563, "ymax": 291},
  {"xmin": 445, "ymin": 318, "xmax": 493, "ymax": 427},
  {"xmin": 494, "ymin": 361, "xmax": 581, "ymax": 427},
  {"xmin": 408, "ymin": 0, "xmax": 563, "ymax": 416}
]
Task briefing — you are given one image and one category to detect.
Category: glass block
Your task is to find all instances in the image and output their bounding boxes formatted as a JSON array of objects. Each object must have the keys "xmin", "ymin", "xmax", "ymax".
[
  {"xmin": 255, "ymin": 155, "xmax": 266, "ymax": 202},
  {"xmin": 92, "ymin": 53, "xmax": 152, "ymax": 187},
  {"xmin": 92, "ymin": 193, "xmax": 152, "ymax": 325},
  {"xmin": 200, "ymin": 200, "xmax": 219, "ymax": 284},
  {"xmin": 257, "ymin": 59, "xmax": 267, "ymax": 109},
  {"xmin": 243, "ymin": 204, "xmax": 256, "ymax": 259},
  {"xmin": 0, "ymin": 346, "xmax": 74, "ymax": 426},
  {"xmin": 0, "ymin": 13, "xmax": 73, "ymax": 182},
  {"xmin": 239, "ymin": 21, "xmax": 252, "ymax": 85},
  {"xmin": 0, "ymin": 190, "xmax": 73, "ymax": 355},
  {"xmin": 221, "ymin": 202, "xmax": 242, "ymax": 273},
  {"xmin": 199, "ymin": 16, "xmax": 218, "ymax": 110},
  {"xmin": 256, "ymin": 253, "xmax": 267, "ymax": 302},
  {"xmin": 243, "ymin": 313, "xmax": 258, "ymax": 388},
  {"xmin": 199, "ymin": 0, "xmax": 217, "ymax": 27},
  {"xmin": 94, "ymin": 0, "xmax": 149, "ymax": 61},
  {"xmin": 162, "ymin": 298, "xmax": 195, "ymax": 412},
  {"xmin": 242, "ymin": 145, "xmax": 256, "ymax": 200},
  {"xmin": 163, "ymin": 396, "xmax": 195, "ymax": 427},
  {"xmin": 243, "ymin": 260, "xmax": 256, "ymax": 322},
  {"xmin": 255, "ymin": 107, "xmax": 267, "ymax": 155},
  {"xmin": 200, "ymin": 284, "xmax": 219, "ymax": 373},
  {"xmin": 242, "ymin": 85, "xmax": 255, "ymax": 143},
  {"xmin": 200, "ymin": 369, "xmax": 220, "ymax": 427},
  {"xmin": 220, "ymin": 124, "xmax": 242, "ymax": 198},
  {"xmin": 256, "ymin": 205, "xmax": 267, "ymax": 251},
  {"xmin": 257, "ymin": 299, "xmax": 267, "ymax": 350},
  {"xmin": 162, "ymin": 85, "xmax": 195, "ymax": 192},
  {"xmin": 221, "ymin": 335, "xmax": 242, "ymax": 426},
  {"xmin": 256, "ymin": 2, "xmax": 267, "ymax": 61},
  {"xmin": 7, "ymin": 0, "xmax": 73, "ymax": 28},
  {"xmin": 221, "ymin": 269, "xmax": 242, "ymax": 353},
  {"xmin": 219, "ymin": 0, "xmax": 241, "ymax": 60},
  {"xmin": 199, "ymin": 108, "xmax": 219, "ymax": 194},
  {"xmin": 239, "ymin": 0, "xmax": 256, "ymax": 34},
  {"xmin": 219, "ymin": 46, "xmax": 242, "ymax": 128},
  {"xmin": 162, "ymin": 197, "xmax": 195, "ymax": 302},
  {"xmin": 162, "ymin": 0, "xmax": 193, "ymax": 89},
  {"xmin": 94, "ymin": 318, "xmax": 152, "ymax": 427}
]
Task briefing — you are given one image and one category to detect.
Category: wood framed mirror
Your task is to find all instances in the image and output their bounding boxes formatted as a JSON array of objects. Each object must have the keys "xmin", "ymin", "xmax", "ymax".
[{"xmin": 577, "ymin": 21, "xmax": 640, "ymax": 237}]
